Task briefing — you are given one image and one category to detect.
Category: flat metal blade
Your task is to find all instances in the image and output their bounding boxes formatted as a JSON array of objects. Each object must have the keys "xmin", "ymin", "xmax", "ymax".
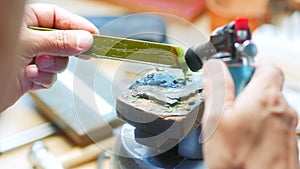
[{"xmin": 81, "ymin": 34, "xmax": 188, "ymax": 70}]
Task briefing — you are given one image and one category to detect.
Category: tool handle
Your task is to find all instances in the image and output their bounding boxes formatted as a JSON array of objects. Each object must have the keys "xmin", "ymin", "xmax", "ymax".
[
  {"xmin": 59, "ymin": 137, "xmax": 115, "ymax": 168},
  {"xmin": 29, "ymin": 141, "xmax": 65, "ymax": 169},
  {"xmin": 228, "ymin": 65, "xmax": 254, "ymax": 95}
]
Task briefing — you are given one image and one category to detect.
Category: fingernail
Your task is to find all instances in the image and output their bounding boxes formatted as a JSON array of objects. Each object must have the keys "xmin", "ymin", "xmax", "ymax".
[
  {"xmin": 26, "ymin": 65, "xmax": 39, "ymax": 78},
  {"xmin": 38, "ymin": 55, "xmax": 54, "ymax": 69},
  {"xmin": 76, "ymin": 31, "xmax": 93, "ymax": 53}
]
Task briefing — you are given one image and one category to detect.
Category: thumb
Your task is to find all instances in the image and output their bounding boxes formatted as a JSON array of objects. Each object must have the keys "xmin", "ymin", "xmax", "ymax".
[
  {"xmin": 29, "ymin": 29, "xmax": 93, "ymax": 56},
  {"xmin": 201, "ymin": 59, "xmax": 235, "ymax": 142}
]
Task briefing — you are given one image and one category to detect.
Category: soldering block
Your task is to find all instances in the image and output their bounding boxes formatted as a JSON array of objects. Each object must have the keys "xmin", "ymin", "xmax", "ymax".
[{"xmin": 116, "ymin": 70, "xmax": 204, "ymax": 147}]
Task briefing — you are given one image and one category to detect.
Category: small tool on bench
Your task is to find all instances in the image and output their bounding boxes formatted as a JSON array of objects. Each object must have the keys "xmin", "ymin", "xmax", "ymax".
[{"xmin": 28, "ymin": 137, "xmax": 115, "ymax": 169}]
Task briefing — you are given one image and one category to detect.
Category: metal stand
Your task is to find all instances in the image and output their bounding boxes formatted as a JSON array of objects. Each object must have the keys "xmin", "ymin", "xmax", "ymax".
[{"xmin": 111, "ymin": 124, "xmax": 207, "ymax": 169}]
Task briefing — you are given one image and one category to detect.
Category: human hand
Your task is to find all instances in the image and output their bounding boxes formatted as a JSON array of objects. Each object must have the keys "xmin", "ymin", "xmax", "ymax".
[
  {"xmin": 1, "ymin": 3, "xmax": 98, "ymax": 111},
  {"xmin": 202, "ymin": 60, "xmax": 299, "ymax": 169},
  {"xmin": 19, "ymin": 3, "xmax": 98, "ymax": 91}
]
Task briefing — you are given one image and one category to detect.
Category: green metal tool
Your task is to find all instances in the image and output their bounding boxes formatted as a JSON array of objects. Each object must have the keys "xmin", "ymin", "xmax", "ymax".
[{"xmin": 29, "ymin": 26, "xmax": 188, "ymax": 73}]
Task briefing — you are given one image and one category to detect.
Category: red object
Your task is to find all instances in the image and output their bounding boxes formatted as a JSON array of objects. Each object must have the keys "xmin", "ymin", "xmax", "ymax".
[
  {"xmin": 234, "ymin": 18, "xmax": 249, "ymax": 43},
  {"xmin": 98, "ymin": 0, "xmax": 206, "ymax": 22}
]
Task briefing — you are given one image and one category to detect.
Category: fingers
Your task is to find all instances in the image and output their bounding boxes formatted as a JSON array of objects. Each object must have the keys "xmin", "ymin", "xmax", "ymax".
[
  {"xmin": 236, "ymin": 62, "xmax": 285, "ymax": 115},
  {"xmin": 236, "ymin": 62, "xmax": 285, "ymax": 116},
  {"xmin": 19, "ymin": 57, "xmax": 66, "ymax": 93},
  {"xmin": 24, "ymin": 55, "xmax": 69, "ymax": 90},
  {"xmin": 28, "ymin": 29, "xmax": 93, "ymax": 56},
  {"xmin": 35, "ymin": 55, "xmax": 69, "ymax": 73},
  {"xmin": 201, "ymin": 59, "xmax": 235, "ymax": 142},
  {"xmin": 248, "ymin": 62, "xmax": 284, "ymax": 92},
  {"xmin": 25, "ymin": 65, "xmax": 57, "ymax": 88},
  {"xmin": 24, "ymin": 3, "xmax": 99, "ymax": 34},
  {"xmin": 22, "ymin": 3, "xmax": 98, "ymax": 57},
  {"xmin": 285, "ymin": 106, "xmax": 298, "ymax": 131},
  {"xmin": 237, "ymin": 62, "xmax": 297, "ymax": 132},
  {"xmin": 203, "ymin": 59, "xmax": 235, "ymax": 113},
  {"xmin": 288, "ymin": 107, "xmax": 299, "ymax": 129}
]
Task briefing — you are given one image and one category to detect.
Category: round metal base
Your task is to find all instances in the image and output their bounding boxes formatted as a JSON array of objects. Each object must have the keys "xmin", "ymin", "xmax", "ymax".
[{"xmin": 111, "ymin": 124, "xmax": 206, "ymax": 169}]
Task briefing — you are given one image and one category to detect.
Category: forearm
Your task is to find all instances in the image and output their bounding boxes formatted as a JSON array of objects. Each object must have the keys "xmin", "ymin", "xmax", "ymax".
[{"xmin": 0, "ymin": 1, "xmax": 25, "ymax": 110}]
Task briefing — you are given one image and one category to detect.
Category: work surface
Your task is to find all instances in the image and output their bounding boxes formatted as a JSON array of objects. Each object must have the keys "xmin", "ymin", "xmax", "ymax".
[{"xmin": 1, "ymin": 0, "xmax": 300, "ymax": 168}]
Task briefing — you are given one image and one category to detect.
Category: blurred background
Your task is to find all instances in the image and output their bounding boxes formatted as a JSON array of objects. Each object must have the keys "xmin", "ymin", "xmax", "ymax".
[{"xmin": 0, "ymin": 0, "xmax": 299, "ymax": 168}]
